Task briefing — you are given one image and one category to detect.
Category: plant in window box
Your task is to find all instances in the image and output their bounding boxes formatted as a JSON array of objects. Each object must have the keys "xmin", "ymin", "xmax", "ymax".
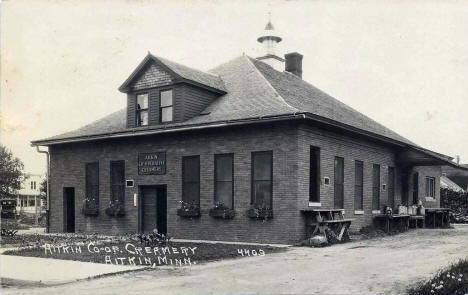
[
  {"xmin": 176, "ymin": 201, "xmax": 200, "ymax": 217},
  {"xmin": 81, "ymin": 197, "xmax": 99, "ymax": 216},
  {"xmin": 105, "ymin": 200, "xmax": 125, "ymax": 217},
  {"xmin": 247, "ymin": 204, "xmax": 273, "ymax": 220},
  {"xmin": 209, "ymin": 202, "xmax": 235, "ymax": 219}
]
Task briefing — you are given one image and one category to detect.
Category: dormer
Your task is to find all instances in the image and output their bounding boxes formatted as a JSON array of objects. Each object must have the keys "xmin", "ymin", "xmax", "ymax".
[{"xmin": 119, "ymin": 53, "xmax": 226, "ymax": 128}]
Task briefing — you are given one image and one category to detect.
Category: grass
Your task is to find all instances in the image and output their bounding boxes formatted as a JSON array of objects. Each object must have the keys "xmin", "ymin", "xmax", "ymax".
[
  {"xmin": 407, "ymin": 259, "xmax": 468, "ymax": 295},
  {"xmin": 2, "ymin": 234, "xmax": 286, "ymax": 267}
]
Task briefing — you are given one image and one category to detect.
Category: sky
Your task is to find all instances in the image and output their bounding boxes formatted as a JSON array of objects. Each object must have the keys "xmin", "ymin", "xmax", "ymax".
[{"xmin": 1, "ymin": 0, "xmax": 467, "ymax": 175}]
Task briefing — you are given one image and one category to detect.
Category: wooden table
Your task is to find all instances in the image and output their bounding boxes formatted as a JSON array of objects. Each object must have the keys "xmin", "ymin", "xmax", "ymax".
[
  {"xmin": 301, "ymin": 209, "xmax": 354, "ymax": 244},
  {"xmin": 425, "ymin": 208, "xmax": 451, "ymax": 228},
  {"xmin": 374, "ymin": 214, "xmax": 410, "ymax": 233},
  {"xmin": 409, "ymin": 215, "xmax": 425, "ymax": 228}
]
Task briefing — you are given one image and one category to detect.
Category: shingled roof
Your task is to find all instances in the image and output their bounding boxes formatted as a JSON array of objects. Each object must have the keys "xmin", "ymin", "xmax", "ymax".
[
  {"xmin": 33, "ymin": 55, "xmax": 418, "ymax": 148},
  {"xmin": 119, "ymin": 53, "xmax": 226, "ymax": 93}
]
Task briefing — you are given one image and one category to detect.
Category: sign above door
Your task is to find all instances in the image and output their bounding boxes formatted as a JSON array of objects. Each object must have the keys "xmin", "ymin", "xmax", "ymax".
[{"xmin": 138, "ymin": 152, "xmax": 166, "ymax": 175}]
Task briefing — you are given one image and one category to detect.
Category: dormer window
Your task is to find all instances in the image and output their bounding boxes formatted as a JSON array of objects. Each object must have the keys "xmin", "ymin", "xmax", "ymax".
[
  {"xmin": 136, "ymin": 93, "xmax": 149, "ymax": 126},
  {"xmin": 160, "ymin": 90, "xmax": 173, "ymax": 123}
]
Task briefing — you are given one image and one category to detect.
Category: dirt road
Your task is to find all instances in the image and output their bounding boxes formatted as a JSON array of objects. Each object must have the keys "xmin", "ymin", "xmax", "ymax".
[{"xmin": 3, "ymin": 225, "xmax": 468, "ymax": 295}]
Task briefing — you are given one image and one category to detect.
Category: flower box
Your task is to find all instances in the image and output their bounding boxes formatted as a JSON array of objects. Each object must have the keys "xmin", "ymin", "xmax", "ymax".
[
  {"xmin": 247, "ymin": 208, "xmax": 273, "ymax": 220},
  {"xmin": 82, "ymin": 206, "xmax": 99, "ymax": 216},
  {"xmin": 209, "ymin": 207, "xmax": 235, "ymax": 219},
  {"xmin": 105, "ymin": 204, "xmax": 125, "ymax": 217},
  {"xmin": 177, "ymin": 201, "xmax": 201, "ymax": 218},
  {"xmin": 177, "ymin": 208, "xmax": 200, "ymax": 217}
]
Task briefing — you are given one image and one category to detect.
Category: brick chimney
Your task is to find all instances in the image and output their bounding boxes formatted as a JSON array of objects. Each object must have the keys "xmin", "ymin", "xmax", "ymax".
[{"xmin": 285, "ymin": 52, "xmax": 303, "ymax": 78}]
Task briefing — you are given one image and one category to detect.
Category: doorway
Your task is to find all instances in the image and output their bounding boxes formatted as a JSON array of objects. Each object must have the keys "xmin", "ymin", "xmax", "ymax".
[
  {"xmin": 63, "ymin": 187, "xmax": 75, "ymax": 233},
  {"xmin": 139, "ymin": 185, "xmax": 167, "ymax": 234}
]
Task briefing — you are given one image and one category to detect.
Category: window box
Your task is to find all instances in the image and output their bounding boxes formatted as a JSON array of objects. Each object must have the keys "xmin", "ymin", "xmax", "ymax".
[
  {"xmin": 105, "ymin": 202, "xmax": 125, "ymax": 217},
  {"xmin": 82, "ymin": 203, "xmax": 99, "ymax": 217},
  {"xmin": 177, "ymin": 201, "xmax": 200, "ymax": 218},
  {"xmin": 177, "ymin": 208, "xmax": 200, "ymax": 217},
  {"xmin": 247, "ymin": 207, "xmax": 273, "ymax": 220},
  {"xmin": 209, "ymin": 203, "xmax": 235, "ymax": 219}
]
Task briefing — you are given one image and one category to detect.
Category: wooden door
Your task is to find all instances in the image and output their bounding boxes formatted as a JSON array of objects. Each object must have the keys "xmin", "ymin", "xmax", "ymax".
[{"xmin": 141, "ymin": 187, "xmax": 157, "ymax": 233}]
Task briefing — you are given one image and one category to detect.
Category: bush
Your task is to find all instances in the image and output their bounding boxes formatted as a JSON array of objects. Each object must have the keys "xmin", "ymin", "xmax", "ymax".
[{"xmin": 408, "ymin": 259, "xmax": 468, "ymax": 295}]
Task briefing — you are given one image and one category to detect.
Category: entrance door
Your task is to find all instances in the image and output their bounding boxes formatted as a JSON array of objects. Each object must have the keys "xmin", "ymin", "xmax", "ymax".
[
  {"xmin": 63, "ymin": 187, "xmax": 75, "ymax": 233},
  {"xmin": 140, "ymin": 186, "xmax": 167, "ymax": 234}
]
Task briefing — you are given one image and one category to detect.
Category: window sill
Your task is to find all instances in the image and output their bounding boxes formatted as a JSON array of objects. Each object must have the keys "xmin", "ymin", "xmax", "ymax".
[
  {"xmin": 425, "ymin": 197, "xmax": 436, "ymax": 202},
  {"xmin": 354, "ymin": 210, "xmax": 364, "ymax": 215},
  {"xmin": 372, "ymin": 210, "xmax": 381, "ymax": 214},
  {"xmin": 308, "ymin": 202, "xmax": 321, "ymax": 207}
]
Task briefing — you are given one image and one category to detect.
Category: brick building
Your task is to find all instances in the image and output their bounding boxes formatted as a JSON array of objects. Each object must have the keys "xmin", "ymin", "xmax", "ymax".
[{"xmin": 32, "ymin": 22, "xmax": 463, "ymax": 244}]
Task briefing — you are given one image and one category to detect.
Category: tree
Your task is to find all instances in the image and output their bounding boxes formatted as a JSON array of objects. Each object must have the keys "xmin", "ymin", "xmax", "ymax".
[
  {"xmin": 0, "ymin": 145, "xmax": 25, "ymax": 198},
  {"xmin": 39, "ymin": 178, "xmax": 47, "ymax": 208}
]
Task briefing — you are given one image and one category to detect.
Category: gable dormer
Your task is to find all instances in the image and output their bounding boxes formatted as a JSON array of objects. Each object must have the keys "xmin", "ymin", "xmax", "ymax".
[{"xmin": 119, "ymin": 53, "xmax": 226, "ymax": 128}]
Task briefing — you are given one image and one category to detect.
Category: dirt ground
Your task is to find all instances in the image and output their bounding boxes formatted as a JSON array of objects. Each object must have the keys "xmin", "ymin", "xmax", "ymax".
[{"xmin": 3, "ymin": 225, "xmax": 468, "ymax": 295}]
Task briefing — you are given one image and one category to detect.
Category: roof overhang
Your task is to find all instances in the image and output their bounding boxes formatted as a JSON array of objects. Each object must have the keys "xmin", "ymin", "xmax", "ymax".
[{"xmin": 31, "ymin": 111, "xmax": 466, "ymax": 171}]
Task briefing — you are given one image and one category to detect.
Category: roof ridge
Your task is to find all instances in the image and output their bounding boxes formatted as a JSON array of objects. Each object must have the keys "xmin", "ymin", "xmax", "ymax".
[
  {"xmin": 152, "ymin": 53, "xmax": 222, "ymax": 78},
  {"xmin": 244, "ymin": 56, "xmax": 299, "ymax": 113}
]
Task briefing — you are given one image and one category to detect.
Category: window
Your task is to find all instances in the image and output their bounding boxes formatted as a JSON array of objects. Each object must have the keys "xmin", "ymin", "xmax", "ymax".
[
  {"xmin": 334, "ymin": 157, "xmax": 344, "ymax": 209},
  {"xmin": 425, "ymin": 176, "xmax": 435, "ymax": 198},
  {"xmin": 354, "ymin": 161, "xmax": 364, "ymax": 210},
  {"xmin": 214, "ymin": 154, "xmax": 234, "ymax": 209},
  {"xmin": 251, "ymin": 151, "xmax": 273, "ymax": 209},
  {"xmin": 372, "ymin": 164, "xmax": 380, "ymax": 210},
  {"xmin": 182, "ymin": 156, "xmax": 200, "ymax": 205},
  {"xmin": 388, "ymin": 167, "xmax": 395, "ymax": 209},
  {"xmin": 110, "ymin": 161, "xmax": 125, "ymax": 204},
  {"xmin": 85, "ymin": 162, "xmax": 99, "ymax": 206},
  {"xmin": 34, "ymin": 181, "xmax": 36, "ymax": 190},
  {"xmin": 136, "ymin": 93, "xmax": 148, "ymax": 126},
  {"xmin": 31, "ymin": 181, "xmax": 33, "ymax": 190},
  {"xmin": 412, "ymin": 173, "xmax": 419, "ymax": 204},
  {"xmin": 309, "ymin": 147, "xmax": 320, "ymax": 203},
  {"xmin": 160, "ymin": 90, "xmax": 173, "ymax": 123}
]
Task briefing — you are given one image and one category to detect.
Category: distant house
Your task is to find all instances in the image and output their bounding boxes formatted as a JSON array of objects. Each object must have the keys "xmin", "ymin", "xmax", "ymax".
[
  {"xmin": 15, "ymin": 174, "xmax": 44, "ymax": 214},
  {"xmin": 31, "ymin": 21, "xmax": 468, "ymax": 244}
]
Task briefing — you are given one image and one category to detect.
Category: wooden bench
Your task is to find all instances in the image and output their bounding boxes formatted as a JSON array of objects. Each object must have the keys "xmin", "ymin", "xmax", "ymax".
[
  {"xmin": 301, "ymin": 209, "xmax": 354, "ymax": 244},
  {"xmin": 409, "ymin": 215, "xmax": 425, "ymax": 228},
  {"xmin": 374, "ymin": 214, "xmax": 410, "ymax": 233}
]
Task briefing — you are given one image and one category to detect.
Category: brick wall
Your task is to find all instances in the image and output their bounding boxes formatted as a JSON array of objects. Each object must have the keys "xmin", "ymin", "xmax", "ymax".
[
  {"xmin": 49, "ymin": 122, "xmax": 303, "ymax": 244},
  {"xmin": 296, "ymin": 124, "xmax": 403, "ymax": 232},
  {"xmin": 48, "ymin": 121, "xmax": 443, "ymax": 243},
  {"xmin": 410, "ymin": 166, "xmax": 441, "ymax": 208}
]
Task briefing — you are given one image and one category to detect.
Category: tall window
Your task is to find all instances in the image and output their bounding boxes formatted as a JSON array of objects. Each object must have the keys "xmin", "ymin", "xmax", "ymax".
[
  {"xmin": 309, "ymin": 147, "xmax": 320, "ymax": 203},
  {"xmin": 110, "ymin": 161, "xmax": 125, "ymax": 204},
  {"xmin": 425, "ymin": 176, "xmax": 435, "ymax": 198},
  {"xmin": 214, "ymin": 154, "xmax": 234, "ymax": 209},
  {"xmin": 412, "ymin": 173, "xmax": 419, "ymax": 204},
  {"xmin": 136, "ymin": 93, "xmax": 148, "ymax": 126},
  {"xmin": 354, "ymin": 160, "xmax": 364, "ymax": 210},
  {"xmin": 251, "ymin": 151, "xmax": 273, "ymax": 209},
  {"xmin": 160, "ymin": 90, "xmax": 173, "ymax": 123},
  {"xmin": 388, "ymin": 167, "xmax": 395, "ymax": 209},
  {"xmin": 86, "ymin": 162, "xmax": 99, "ymax": 206},
  {"xmin": 182, "ymin": 156, "xmax": 200, "ymax": 205},
  {"xmin": 372, "ymin": 164, "xmax": 380, "ymax": 210},
  {"xmin": 334, "ymin": 157, "xmax": 344, "ymax": 209}
]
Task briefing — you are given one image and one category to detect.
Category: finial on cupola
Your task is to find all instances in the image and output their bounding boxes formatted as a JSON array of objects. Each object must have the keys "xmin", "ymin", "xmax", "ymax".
[{"xmin": 256, "ymin": 12, "xmax": 285, "ymax": 71}]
